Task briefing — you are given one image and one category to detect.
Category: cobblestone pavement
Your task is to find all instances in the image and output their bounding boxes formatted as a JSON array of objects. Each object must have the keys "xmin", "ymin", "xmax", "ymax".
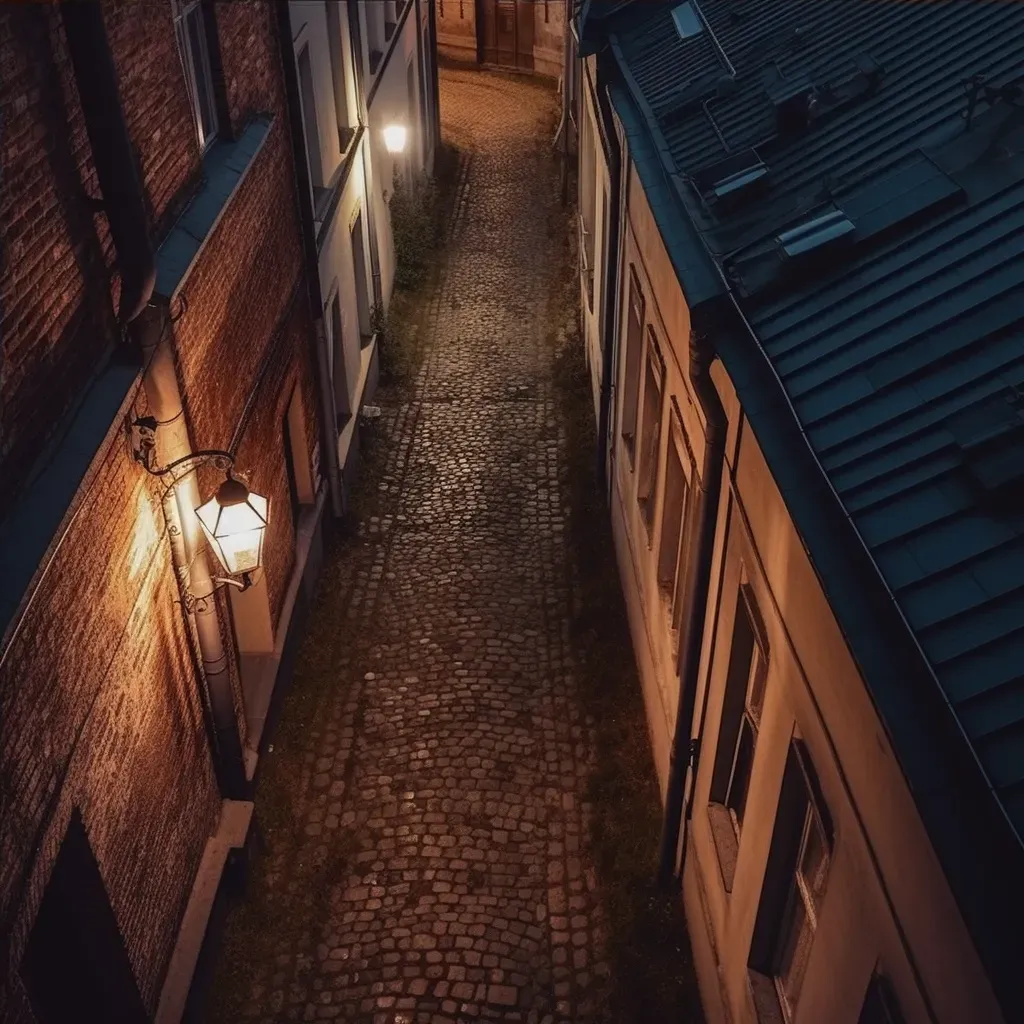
[{"xmin": 219, "ymin": 70, "xmax": 613, "ymax": 1024}]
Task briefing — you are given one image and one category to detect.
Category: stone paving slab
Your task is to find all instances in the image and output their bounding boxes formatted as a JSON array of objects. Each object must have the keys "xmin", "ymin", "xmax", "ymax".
[{"xmin": 218, "ymin": 69, "xmax": 611, "ymax": 1024}]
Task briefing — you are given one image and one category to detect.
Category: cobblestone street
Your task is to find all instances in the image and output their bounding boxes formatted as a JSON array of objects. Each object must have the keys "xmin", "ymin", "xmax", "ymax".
[{"xmin": 207, "ymin": 69, "xmax": 687, "ymax": 1024}]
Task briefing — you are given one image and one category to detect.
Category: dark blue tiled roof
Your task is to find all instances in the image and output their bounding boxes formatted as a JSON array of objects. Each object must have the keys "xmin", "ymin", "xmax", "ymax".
[
  {"xmin": 604, "ymin": 1, "xmax": 1024, "ymax": 1006},
  {"xmin": 614, "ymin": 0, "xmax": 1024, "ymax": 839}
]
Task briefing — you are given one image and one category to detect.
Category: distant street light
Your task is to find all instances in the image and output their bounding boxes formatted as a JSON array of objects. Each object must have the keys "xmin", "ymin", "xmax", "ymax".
[{"xmin": 382, "ymin": 123, "xmax": 408, "ymax": 154}]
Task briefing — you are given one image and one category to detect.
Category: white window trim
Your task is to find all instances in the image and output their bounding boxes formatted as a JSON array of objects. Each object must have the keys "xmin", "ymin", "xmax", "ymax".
[{"xmin": 172, "ymin": 0, "xmax": 218, "ymax": 151}]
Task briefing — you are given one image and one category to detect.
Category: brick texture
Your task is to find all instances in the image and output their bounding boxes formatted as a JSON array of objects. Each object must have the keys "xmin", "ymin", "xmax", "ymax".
[
  {"xmin": 1, "ymin": 0, "xmax": 317, "ymax": 1016},
  {"xmin": 0, "ymin": 5, "xmax": 117, "ymax": 521}
]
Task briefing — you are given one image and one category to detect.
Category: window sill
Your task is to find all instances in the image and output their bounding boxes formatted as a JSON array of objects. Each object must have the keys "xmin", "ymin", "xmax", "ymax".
[
  {"xmin": 708, "ymin": 802, "xmax": 740, "ymax": 893},
  {"xmin": 748, "ymin": 970, "xmax": 785, "ymax": 1024}
]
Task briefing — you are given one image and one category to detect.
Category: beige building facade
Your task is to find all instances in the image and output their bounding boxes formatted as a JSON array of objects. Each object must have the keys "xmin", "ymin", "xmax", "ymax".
[{"xmin": 575, "ymin": 0, "xmax": 1024, "ymax": 1018}]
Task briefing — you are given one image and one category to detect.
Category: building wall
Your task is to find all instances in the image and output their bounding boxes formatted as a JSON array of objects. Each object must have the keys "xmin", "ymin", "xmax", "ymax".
[
  {"xmin": 0, "ymin": 5, "xmax": 119, "ymax": 521},
  {"xmin": 436, "ymin": 0, "xmax": 563, "ymax": 77},
  {"xmin": 578, "ymin": 55, "xmax": 613, "ymax": 427},
  {"xmin": 0, "ymin": 1, "xmax": 318, "ymax": 1016},
  {"xmin": 366, "ymin": 1, "xmax": 433, "ymax": 307},
  {"xmin": 436, "ymin": 0, "xmax": 477, "ymax": 64},
  {"xmin": 604, "ymin": 149, "xmax": 1005, "ymax": 1023},
  {"xmin": 608, "ymin": 161, "xmax": 709, "ymax": 796}
]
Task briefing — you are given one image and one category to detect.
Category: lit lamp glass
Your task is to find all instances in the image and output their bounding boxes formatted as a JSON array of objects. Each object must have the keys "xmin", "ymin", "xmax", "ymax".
[
  {"xmin": 195, "ymin": 474, "xmax": 269, "ymax": 577},
  {"xmin": 382, "ymin": 123, "xmax": 408, "ymax": 154}
]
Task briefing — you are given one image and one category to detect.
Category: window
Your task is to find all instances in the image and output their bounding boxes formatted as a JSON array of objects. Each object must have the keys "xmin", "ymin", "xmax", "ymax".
[
  {"xmin": 749, "ymin": 741, "xmax": 834, "ymax": 1022},
  {"xmin": 366, "ymin": 2, "xmax": 386, "ymax": 72},
  {"xmin": 385, "ymin": 0, "xmax": 398, "ymax": 38},
  {"xmin": 658, "ymin": 404, "xmax": 692, "ymax": 635},
  {"xmin": 328, "ymin": 292, "xmax": 350, "ymax": 424},
  {"xmin": 172, "ymin": 0, "xmax": 218, "ymax": 149},
  {"xmin": 620, "ymin": 267, "xmax": 644, "ymax": 457},
  {"xmin": 858, "ymin": 974, "xmax": 905, "ymax": 1024},
  {"xmin": 636, "ymin": 331, "xmax": 665, "ymax": 536},
  {"xmin": 325, "ymin": 0, "xmax": 356, "ymax": 153},
  {"xmin": 350, "ymin": 210, "xmax": 372, "ymax": 345},
  {"xmin": 579, "ymin": 112, "xmax": 597, "ymax": 309},
  {"xmin": 708, "ymin": 582, "xmax": 768, "ymax": 888}
]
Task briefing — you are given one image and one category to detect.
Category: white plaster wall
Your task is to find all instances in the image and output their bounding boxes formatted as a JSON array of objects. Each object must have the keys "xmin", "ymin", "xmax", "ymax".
[
  {"xmin": 366, "ymin": 4, "xmax": 430, "ymax": 308},
  {"xmin": 609, "ymin": 162, "xmax": 709, "ymax": 794},
  {"xmin": 607, "ymin": 147, "xmax": 1003, "ymax": 1024}
]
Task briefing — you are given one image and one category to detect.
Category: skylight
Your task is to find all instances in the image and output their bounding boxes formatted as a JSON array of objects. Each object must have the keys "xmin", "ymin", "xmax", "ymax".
[
  {"xmin": 672, "ymin": 2, "xmax": 704, "ymax": 40},
  {"xmin": 777, "ymin": 209, "xmax": 855, "ymax": 257}
]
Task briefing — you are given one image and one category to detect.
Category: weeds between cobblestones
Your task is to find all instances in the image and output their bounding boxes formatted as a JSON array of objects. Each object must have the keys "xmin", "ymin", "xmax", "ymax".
[
  {"xmin": 551, "ymin": 274, "xmax": 704, "ymax": 1022},
  {"xmin": 205, "ymin": 69, "xmax": 702, "ymax": 1024}
]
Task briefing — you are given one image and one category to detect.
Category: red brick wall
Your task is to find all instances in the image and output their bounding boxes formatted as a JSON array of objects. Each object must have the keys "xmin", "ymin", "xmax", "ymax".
[
  {"xmin": 103, "ymin": 0, "xmax": 201, "ymax": 235},
  {"xmin": 0, "ymin": 427, "xmax": 220, "ymax": 1018},
  {"xmin": 1, "ymin": 0, "xmax": 318, "ymax": 1015},
  {"xmin": 0, "ymin": 5, "xmax": 117, "ymax": 521},
  {"xmin": 214, "ymin": 0, "xmax": 284, "ymax": 137}
]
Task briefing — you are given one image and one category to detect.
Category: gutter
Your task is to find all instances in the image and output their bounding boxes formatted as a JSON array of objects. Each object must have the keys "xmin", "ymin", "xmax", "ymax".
[
  {"xmin": 274, "ymin": 1, "xmax": 345, "ymax": 520},
  {"xmin": 595, "ymin": 78, "xmax": 624, "ymax": 488}
]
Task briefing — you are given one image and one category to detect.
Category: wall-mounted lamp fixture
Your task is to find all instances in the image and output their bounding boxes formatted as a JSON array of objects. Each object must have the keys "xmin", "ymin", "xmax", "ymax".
[
  {"xmin": 131, "ymin": 416, "xmax": 269, "ymax": 592},
  {"xmin": 196, "ymin": 473, "xmax": 269, "ymax": 581},
  {"xmin": 382, "ymin": 123, "xmax": 408, "ymax": 154}
]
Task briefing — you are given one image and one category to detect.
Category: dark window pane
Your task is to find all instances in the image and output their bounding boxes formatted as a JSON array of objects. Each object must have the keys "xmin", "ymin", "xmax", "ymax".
[
  {"xmin": 726, "ymin": 716, "xmax": 755, "ymax": 828},
  {"xmin": 187, "ymin": 8, "xmax": 216, "ymax": 142}
]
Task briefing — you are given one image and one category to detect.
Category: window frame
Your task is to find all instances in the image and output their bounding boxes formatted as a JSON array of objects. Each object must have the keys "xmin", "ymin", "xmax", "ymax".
[
  {"xmin": 172, "ymin": 0, "xmax": 219, "ymax": 151},
  {"xmin": 858, "ymin": 972, "xmax": 905, "ymax": 1024},
  {"xmin": 620, "ymin": 266, "xmax": 645, "ymax": 460},
  {"xmin": 748, "ymin": 739, "xmax": 834, "ymax": 1023},
  {"xmin": 636, "ymin": 328, "xmax": 666, "ymax": 539},
  {"xmin": 657, "ymin": 401, "xmax": 695, "ymax": 639}
]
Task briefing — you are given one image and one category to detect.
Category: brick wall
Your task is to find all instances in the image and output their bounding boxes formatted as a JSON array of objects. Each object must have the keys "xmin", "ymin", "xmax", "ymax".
[
  {"xmin": 1, "ymin": 0, "xmax": 318, "ymax": 1015},
  {"xmin": 214, "ymin": 0, "xmax": 283, "ymax": 138},
  {"xmin": 0, "ymin": 5, "xmax": 116, "ymax": 521},
  {"xmin": 103, "ymin": 0, "xmax": 201, "ymax": 236},
  {"xmin": 436, "ymin": 0, "xmax": 478, "ymax": 64},
  {"xmin": 0, "ymin": 426, "xmax": 220, "ymax": 1017}
]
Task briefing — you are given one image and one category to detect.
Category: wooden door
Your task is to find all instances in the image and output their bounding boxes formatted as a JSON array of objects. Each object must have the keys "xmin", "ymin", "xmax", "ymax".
[
  {"xmin": 21, "ymin": 812, "xmax": 149, "ymax": 1024},
  {"xmin": 480, "ymin": 0, "xmax": 534, "ymax": 69}
]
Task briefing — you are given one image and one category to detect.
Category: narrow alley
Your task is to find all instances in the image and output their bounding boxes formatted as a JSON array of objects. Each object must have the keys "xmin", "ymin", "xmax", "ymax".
[{"xmin": 207, "ymin": 68, "xmax": 692, "ymax": 1024}]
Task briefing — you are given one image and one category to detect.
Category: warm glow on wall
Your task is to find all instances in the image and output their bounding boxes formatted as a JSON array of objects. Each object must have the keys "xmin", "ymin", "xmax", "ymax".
[
  {"xmin": 382, "ymin": 123, "xmax": 408, "ymax": 154},
  {"xmin": 195, "ymin": 474, "xmax": 269, "ymax": 578},
  {"xmin": 128, "ymin": 488, "xmax": 160, "ymax": 581}
]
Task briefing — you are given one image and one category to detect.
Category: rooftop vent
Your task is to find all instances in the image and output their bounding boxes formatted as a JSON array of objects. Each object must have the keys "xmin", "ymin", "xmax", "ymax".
[
  {"xmin": 711, "ymin": 161, "xmax": 769, "ymax": 206},
  {"xmin": 766, "ymin": 71, "xmax": 815, "ymax": 135},
  {"xmin": 777, "ymin": 209, "xmax": 855, "ymax": 258},
  {"xmin": 672, "ymin": 1, "xmax": 704, "ymax": 39}
]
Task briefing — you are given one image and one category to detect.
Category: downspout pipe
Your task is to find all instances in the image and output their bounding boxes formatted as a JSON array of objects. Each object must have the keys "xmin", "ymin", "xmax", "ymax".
[
  {"xmin": 131, "ymin": 307, "xmax": 248, "ymax": 799},
  {"xmin": 61, "ymin": 1, "xmax": 246, "ymax": 797},
  {"xmin": 595, "ymin": 77, "xmax": 622, "ymax": 490},
  {"xmin": 657, "ymin": 324, "xmax": 726, "ymax": 885},
  {"xmin": 274, "ymin": 1, "xmax": 345, "ymax": 520},
  {"xmin": 60, "ymin": 0, "xmax": 154, "ymax": 324}
]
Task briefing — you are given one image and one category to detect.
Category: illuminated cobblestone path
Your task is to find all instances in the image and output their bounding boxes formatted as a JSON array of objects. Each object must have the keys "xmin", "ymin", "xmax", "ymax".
[{"xmin": 212, "ymin": 69, "xmax": 615, "ymax": 1024}]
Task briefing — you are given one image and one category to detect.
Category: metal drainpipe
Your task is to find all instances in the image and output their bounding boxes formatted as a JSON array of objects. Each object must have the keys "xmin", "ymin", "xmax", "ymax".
[
  {"xmin": 60, "ymin": 1, "xmax": 246, "ymax": 798},
  {"xmin": 595, "ymin": 77, "xmax": 621, "ymax": 490},
  {"xmin": 132, "ymin": 309, "xmax": 248, "ymax": 798},
  {"xmin": 657, "ymin": 326, "xmax": 727, "ymax": 886},
  {"xmin": 274, "ymin": 1, "xmax": 345, "ymax": 519}
]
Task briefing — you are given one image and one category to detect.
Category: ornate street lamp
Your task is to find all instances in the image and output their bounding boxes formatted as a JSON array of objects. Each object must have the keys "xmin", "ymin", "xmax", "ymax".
[
  {"xmin": 195, "ymin": 472, "xmax": 269, "ymax": 581},
  {"xmin": 382, "ymin": 122, "xmax": 408, "ymax": 154},
  {"xmin": 131, "ymin": 416, "xmax": 268, "ymax": 591}
]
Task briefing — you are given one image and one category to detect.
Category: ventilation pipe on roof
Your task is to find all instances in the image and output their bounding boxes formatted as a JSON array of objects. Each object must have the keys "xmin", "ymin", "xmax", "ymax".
[
  {"xmin": 657, "ymin": 326, "xmax": 727, "ymax": 886},
  {"xmin": 59, "ymin": 1, "xmax": 155, "ymax": 324}
]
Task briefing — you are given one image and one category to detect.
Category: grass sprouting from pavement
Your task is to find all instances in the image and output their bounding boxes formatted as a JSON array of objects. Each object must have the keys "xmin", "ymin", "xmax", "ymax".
[{"xmin": 551, "ymin": 196, "xmax": 705, "ymax": 1023}]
